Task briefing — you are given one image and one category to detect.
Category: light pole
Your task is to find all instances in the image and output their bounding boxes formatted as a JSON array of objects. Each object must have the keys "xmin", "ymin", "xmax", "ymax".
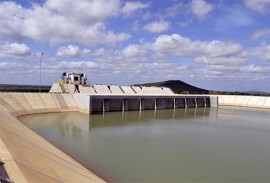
[{"xmin": 39, "ymin": 52, "xmax": 44, "ymax": 93}]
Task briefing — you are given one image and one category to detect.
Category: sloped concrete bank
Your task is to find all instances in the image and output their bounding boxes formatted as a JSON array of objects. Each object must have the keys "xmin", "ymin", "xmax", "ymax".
[
  {"xmin": 0, "ymin": 93, "xmax": 105, "ymax": 183},
  {"xmin": 218, "ymin": 95, "xmax": 270, "ymax": 109}
]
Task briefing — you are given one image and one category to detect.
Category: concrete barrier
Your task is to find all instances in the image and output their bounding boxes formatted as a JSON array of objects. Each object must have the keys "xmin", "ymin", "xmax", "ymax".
[
  {"xmin": 132, "ymin": 86, "xmax": 144, "ymax": 94},
  {"xmin": 93, "ymin": 85, "xmax": 111, "ymax": 94},
  {"xmin": 109, "ymin": 86, "xmax": 124, "ymax": 95},
  {"xmin": 0, "ymin": 93, "xmax": 105, "ymax": 183},
  {"xmin": 217, "ymin": 95, "xmax": 270, "ymax": 109},
  {"xmin": 120, "ymin": 86, "xmax": 136, "ymax": 94},
  {"xmin": 79, "ymin": 85, "xmax": 97, "ymax": 94}
]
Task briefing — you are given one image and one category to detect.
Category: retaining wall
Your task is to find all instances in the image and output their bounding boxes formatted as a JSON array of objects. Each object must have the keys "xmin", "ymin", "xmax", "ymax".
[
  {"xmin": 218, "ymin": 95, "xmax": 270, "ymax": 109},
  {"xmin": 0, "ymin": 92, "xmax": 105, "ymax": 183}
]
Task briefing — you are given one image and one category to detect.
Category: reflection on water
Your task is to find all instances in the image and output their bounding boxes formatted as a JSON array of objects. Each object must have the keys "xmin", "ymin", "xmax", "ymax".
[
  {"xmin": 90, "ymin": 107, "xmax": 210, "ymax": 130},
  {"xmin": 19, "ymin": 107, "xmax": 270, "ymax": 182}
]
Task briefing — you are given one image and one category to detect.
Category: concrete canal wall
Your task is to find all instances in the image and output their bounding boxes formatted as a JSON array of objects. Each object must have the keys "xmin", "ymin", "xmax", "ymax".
[
  {"xmin": 218, "ymin": 95, "xmax": 270, "ymax": 109},
  {"xmin": 2, "ymin": 92, "xmax": 268, "ymax": 182},
  {"xmin": 0, "ymin": 93, "xmax": 105, "ymax": 183}
]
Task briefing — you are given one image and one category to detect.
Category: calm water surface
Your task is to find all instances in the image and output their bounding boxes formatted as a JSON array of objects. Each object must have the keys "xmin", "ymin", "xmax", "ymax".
[{"xmin": 19, "ymin": 107, "xmax": 270, "ymax": 182}]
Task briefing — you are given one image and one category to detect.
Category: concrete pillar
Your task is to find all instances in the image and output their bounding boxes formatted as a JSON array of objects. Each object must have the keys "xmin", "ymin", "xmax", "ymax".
[
  {"xmin": 154, "ymin": 98, "xmax": 157, "ymax": 111},
  {"xmin": 195, "ymin": 98, "xmax": 197, "ymax": 108},
  {"xmin": 103, "ymin": 99, "xmax": 110, "ymax": 112},
  {"xmin": 139, "ymin": 98, "xmax": 142, "ymax": 111}
]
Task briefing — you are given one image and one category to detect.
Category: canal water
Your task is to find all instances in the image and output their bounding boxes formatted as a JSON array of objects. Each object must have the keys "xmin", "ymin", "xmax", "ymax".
[{"xmin": 19, "ymin": 107, "xmax": 270, "ymax": 182}]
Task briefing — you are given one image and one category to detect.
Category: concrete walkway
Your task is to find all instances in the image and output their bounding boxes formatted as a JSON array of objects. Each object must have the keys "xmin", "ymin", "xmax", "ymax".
[{"xmin": 0, "ymin": 93, "xmax": 105, "ymax": 183}]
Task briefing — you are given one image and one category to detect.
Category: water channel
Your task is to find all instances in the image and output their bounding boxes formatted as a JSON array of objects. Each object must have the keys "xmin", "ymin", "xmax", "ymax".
[{"xmin": 19, "ymin": 107, "xmax": 270, "ymax": 182}]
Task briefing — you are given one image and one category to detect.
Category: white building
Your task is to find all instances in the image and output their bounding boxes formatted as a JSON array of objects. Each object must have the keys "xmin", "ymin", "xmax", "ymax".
[{"xmin": 61, "ymin": 72, "xmax": 87, "ymax": 85}]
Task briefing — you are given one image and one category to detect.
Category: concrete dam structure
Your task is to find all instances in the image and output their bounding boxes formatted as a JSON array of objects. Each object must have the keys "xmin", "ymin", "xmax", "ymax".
[
  {"xmin": 49, "ymin": 73, "xmax": 216, "ymax": 114},
  {"xmin": 50, "ymin": 83, "xmax": 215, "ymax": 114}
]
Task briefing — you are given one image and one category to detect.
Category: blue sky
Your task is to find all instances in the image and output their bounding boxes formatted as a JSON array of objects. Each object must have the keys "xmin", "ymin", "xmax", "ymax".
[{"xmin": 0, "ymin": 0, "xmax": 270, "ymax": 92}]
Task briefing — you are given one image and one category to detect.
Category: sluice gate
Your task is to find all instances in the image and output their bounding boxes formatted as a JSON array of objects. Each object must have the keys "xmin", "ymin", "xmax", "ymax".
[{"xmin": 90, "ymin": 95, "xmax": 211, "ymax": 114}]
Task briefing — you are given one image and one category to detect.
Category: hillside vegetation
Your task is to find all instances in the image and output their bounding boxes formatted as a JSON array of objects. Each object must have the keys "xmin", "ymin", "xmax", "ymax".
[
  {"xmin": 0, "ymin": 84, "xmax": 50, "ymax": 93},
  {"xmin": 134, "ymin": 80, "xmax": 270, "ymax": 96},
  {"xmin": 134, "ymin": 80, "xmax": 208, "ymax": 94}
]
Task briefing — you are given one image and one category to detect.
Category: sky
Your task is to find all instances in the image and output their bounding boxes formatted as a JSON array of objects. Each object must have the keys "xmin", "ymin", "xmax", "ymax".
[{"xmin": 0, "ymin": 0, "xmax": 270, "ymax": 92}]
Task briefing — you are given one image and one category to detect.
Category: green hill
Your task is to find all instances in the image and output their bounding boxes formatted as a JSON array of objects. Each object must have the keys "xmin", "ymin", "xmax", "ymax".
[{"xmin": 134, "ymin": 80, "xmax": 209, "ymax": 94}]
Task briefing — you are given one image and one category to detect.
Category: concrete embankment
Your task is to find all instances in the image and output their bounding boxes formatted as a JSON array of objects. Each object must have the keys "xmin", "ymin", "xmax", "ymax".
[
  {"xmin": 0, "ymin": 93, "xmax": 105, "ymax": 183},
  {"xmin": 1, "ymin": 92, "xmax": 268, "ymax": 182},
  {"xmin": 218, "ymin": 95, "xmax": 270, "ymax": 109}
]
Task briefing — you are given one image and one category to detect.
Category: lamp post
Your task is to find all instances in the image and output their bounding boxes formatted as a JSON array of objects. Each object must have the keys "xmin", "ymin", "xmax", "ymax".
[{"xmin": 39, "ymin": 52, "xmax": 44, "ymax": 93}]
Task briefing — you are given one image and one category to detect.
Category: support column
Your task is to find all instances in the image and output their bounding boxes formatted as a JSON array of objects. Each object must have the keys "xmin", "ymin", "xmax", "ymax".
[
  {"xmin": 139, "ymin": 98, "xmax": 142, "ymax": 111},
  {"xmin": 154, "ymin": 98, "xmax": 157, "ymax": 111},
  {"xmin": 102, "ymin": 99, "xmax": 105, "ymax": 113},
  {"xmin": 103, "ymin": 99, "xmax": 109, "ymax": 112},
  {"xmin": 122, "ymin": 99, "xmax": 125, "ymax": 112}
]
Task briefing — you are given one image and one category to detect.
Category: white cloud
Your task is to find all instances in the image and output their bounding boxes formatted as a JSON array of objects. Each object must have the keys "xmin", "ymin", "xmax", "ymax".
[
  {"xmin": 45, "ymin": 0, "xmax": 120, "ymax": 24},
  {"xmin": 152, "ymin": 34, "xmax": 243, "ymax": 58},
  {"xmin": 143, "ymin": 20, "xmax": 170, "ymax": 33},
  {"xmin": 191, "ymin": 0, "xmax": 213, "ymax": 19},
  {"xmin": 122, "ymin": 44, "xmax": 147, "ymax": 58},
  {"xmin": 0, "ymin": 42, "xmax": 31, "ymax": 59},
  {"xmin": 244, "ymin": 0, "xmax": 270, "ymax": 14},
  {"xmin": 56, "ymin": 45, "xmax": 90, "ymax": 58},
  {"xmin": 0, "ymin": 1, "xmax": 130, "ymax": 46},
  {"xmin": 194, "ymin": 56, "xmax": 247, "ymax": 65},
  {"xmin": 209, "ymin": 64, "xmax": 270, "ymax": 74},
  {"xmin": 251, "ymin": 45, "xmax": 270, "ymax": 61},
  {"xmin": 53, "ymin": 61, "xmax": 98, "ymax": 70},
  {"xmin": 121, "ymin": 1, "xmax": 148, "ymax": 15},
  {"xmin": 251, "ymin": 29, "xmax": 270, "ymax": 40}
]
